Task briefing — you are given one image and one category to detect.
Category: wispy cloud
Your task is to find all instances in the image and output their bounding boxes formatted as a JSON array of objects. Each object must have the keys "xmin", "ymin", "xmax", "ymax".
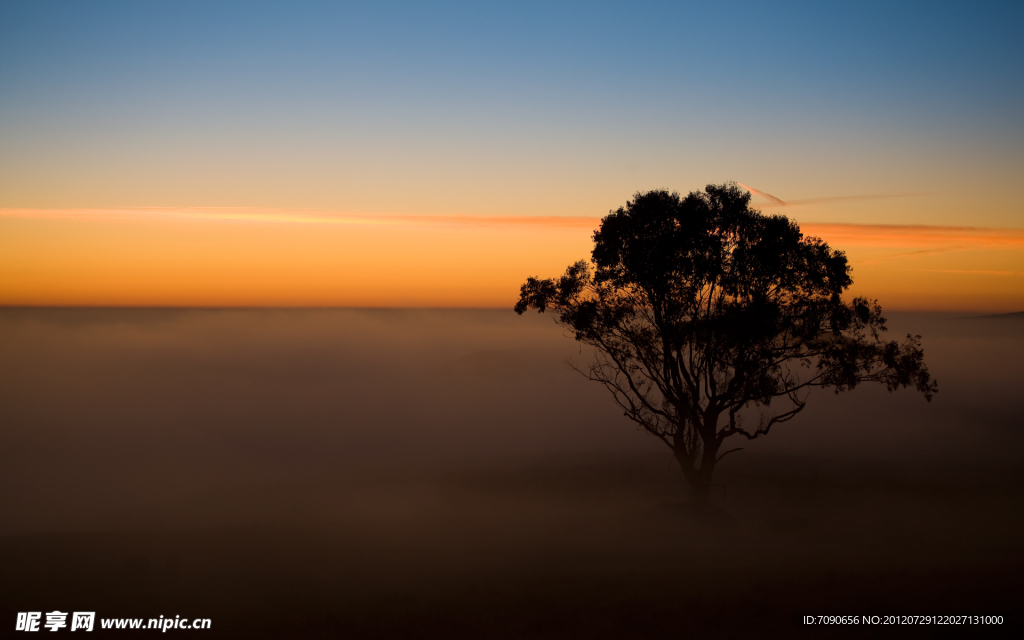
[
  {"xmin": 855, "ymin": 247, "xmax": 970, "ymax": 265},
  {"xmin": 738, "ymin": 183, "xmax": 924, "ymax": 209},
  {"xmin": 0, "ymin": 207, "xmax": 600, "ymax": 230},
  {"xmin": 801, "ymin": 223, "xmax": 1024, "ymax": 248},
  {"xmin": 787, "ymin": 194, "xmax": 924, "ymax": 206},
  {"xmin": 4, "ymin": 208, "xmax": 1024, "ymax": 252},
  {"xmin": 903, "ymin": 269, "xmax": 1022, "ymax": 276},
  {"xmin": 737, "ymin": 183, "xmax": 788, "ymax": 207}
]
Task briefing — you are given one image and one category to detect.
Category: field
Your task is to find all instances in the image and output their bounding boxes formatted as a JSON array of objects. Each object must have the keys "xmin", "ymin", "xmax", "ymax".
[{"xmin": 2, "ymin": 309, "xmax": 1021, "ymax": 637}]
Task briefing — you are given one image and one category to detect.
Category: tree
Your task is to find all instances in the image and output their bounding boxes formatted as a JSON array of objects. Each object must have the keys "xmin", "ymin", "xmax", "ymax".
[{"xmin": 515, "ymin": 183, "xmax": 936, "ymax": 504}]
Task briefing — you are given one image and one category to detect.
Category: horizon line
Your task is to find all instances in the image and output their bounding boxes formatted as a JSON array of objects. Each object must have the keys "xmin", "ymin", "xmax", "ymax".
[{"xmin": 2, "ymin": 304, "xmax": 1019, "ymax": 315}]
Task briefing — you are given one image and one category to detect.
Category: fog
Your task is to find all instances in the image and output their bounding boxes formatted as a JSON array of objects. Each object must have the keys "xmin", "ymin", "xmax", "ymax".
[{"xmin": 1, "ymin": 309, "xmax": 1021, "ymax": 636}]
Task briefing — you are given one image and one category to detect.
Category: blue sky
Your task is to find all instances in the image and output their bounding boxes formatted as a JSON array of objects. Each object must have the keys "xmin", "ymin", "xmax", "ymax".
[{"xmin": 2, "ymin": 1, "xmax": 1022, "ymax": 225}]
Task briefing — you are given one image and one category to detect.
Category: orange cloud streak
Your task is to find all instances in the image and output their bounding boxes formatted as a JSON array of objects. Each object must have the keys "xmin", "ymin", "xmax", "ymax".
[
  {"xmin": 2, "ymin": 208, "xmax": 1022, "ymax": 310},
  {"xmin": 0, "ymin": 208, "xmax": 600, "ymax": 230},
  {"xmin": 8, "ymin": 208, "xmax": 1020, "ymax": 249},
  {"xmin": 800, "ymin": 223, "xmax": 1024, "ymax": 248}
]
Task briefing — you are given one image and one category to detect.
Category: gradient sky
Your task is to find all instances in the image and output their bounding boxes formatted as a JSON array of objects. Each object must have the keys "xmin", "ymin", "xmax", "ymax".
[{"xmin": 2, "ymin": 1, "xmax": 1022, "ymax": 309}]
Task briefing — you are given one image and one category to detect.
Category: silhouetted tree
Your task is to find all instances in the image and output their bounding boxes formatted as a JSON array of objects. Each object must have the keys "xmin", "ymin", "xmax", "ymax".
[{"xmin": 516, "ymin": 183, "xmax": 936, "ymax": 504}]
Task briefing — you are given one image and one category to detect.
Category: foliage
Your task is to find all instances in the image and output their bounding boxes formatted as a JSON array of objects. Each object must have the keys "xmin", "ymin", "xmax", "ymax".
[{"xmin": 515, "ymin": 183, "xmax": 936, "ymax": 501}]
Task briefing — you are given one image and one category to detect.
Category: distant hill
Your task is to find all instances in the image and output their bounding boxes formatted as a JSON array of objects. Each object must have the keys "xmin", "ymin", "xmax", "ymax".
[{"xmin": 971, "ymin": 311, "xmax": 1024, "ymax": 320}]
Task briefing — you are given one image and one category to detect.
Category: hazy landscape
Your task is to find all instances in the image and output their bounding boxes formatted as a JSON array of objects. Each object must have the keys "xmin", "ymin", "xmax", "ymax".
[
  {"xmin": 3, "ymin": 1, "xmax": 1024, "ymax": 637},
  {"xmin": 2, "ymin": 308, "xmax": 1021, "ymax": 637}
]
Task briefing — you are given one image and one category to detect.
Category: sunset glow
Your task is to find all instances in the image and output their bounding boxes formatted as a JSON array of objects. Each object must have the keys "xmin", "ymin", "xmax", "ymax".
[
  {"xmin": 2, "ymin": 2, "xmax": 1022, "ymax": 312},
  {"xmin": 3, "ymin": 207, "xmax": 1022, "ymax": 310}
]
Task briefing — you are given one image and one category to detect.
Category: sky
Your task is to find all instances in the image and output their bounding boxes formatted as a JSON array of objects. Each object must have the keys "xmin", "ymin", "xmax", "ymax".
[{"xmin": 2, "ymin": 0, "xmax": 1022, "ymax": 310}]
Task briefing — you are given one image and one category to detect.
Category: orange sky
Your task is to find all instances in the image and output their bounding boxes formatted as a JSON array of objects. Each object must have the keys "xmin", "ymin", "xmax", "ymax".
[
  {"xmin": 4, "ymin": 4, "xmax": 1023, "ymax": 313},
  {"xmin": 2, "ymin": 206, "xmax": 1022, "ymax": 311}
]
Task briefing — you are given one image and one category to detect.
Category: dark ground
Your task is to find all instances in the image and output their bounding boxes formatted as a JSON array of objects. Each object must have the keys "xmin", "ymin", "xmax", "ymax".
[{"xmin": 1, "ymin": 309, "xmax": 1022, "ymax": 638}]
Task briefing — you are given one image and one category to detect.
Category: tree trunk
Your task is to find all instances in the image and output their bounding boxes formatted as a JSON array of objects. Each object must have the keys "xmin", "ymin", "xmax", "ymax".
[
  {"xmin": 691, "ymin": 415, "xmax": 722, "ymax": 504},
  {"xmin": 674, "ymin": 416, "xmax": 721, "ymax": 505},
  {"xmin": 674, "ymin": 450, "xmax": 712, "ymax": 504},
  {"xmin": 688, "ymin": 474, "xmax": 711, "ymax": 503}
]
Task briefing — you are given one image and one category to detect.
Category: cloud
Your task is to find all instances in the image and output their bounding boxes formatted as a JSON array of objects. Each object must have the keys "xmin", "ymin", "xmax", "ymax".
[
  {"xmin": 801, "ymin": 223, "xmax": 1024, "ymax": 248},
  {"xmin": 0, "ymin": 208, "xmax": 600, "ymax": 230},
  {"xmin": 4, "ymin": 208, "xmax": 1023, "ymax": 252},
  {"xmin": 737, "ymin": 183, "xmax": 788, "ymax": 207},
  {"xmin": 737, "ymin": 184, "xmax": 924, "ymax": 209},
  {"xmin": 902, "ymin": 269, "xmax": 1021, "ymax": 276},
  {"xmin": 855, "ymin": 247, "xmax": 971, "ymax": 265},
  {"xmin": 786, "ymin": 194, "xmax": 924, "ymax": 206}
]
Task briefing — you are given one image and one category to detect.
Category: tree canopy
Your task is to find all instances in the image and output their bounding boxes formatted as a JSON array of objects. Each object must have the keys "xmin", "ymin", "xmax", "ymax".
[{"xmin": 515, "ymin": 183, "xmax": 936, "ymax": 502}]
